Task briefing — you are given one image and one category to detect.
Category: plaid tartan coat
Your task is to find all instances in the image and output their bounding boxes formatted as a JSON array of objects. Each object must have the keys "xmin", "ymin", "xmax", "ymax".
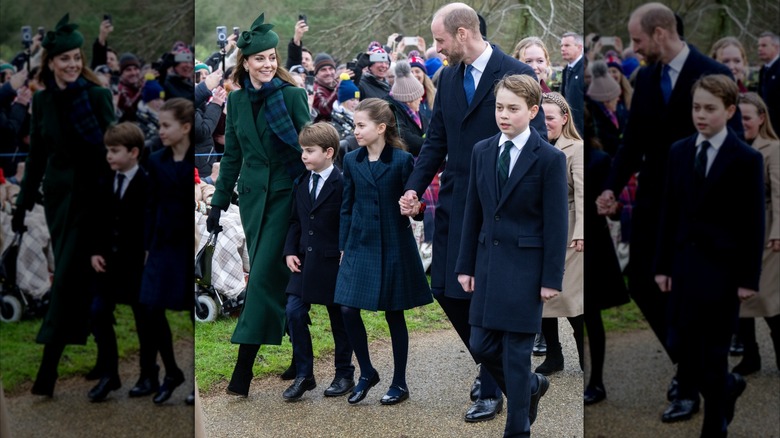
[
  {"xmin": 211, "ymin": 85, "xmax": 310, "ymax": 345},
  {"xmin": 335, "ymin": 146, "xmax": 432, "ymax": 311},
  {"xmin": 17, "ymin": 84, "xmax": 115, "ymax": 345}
]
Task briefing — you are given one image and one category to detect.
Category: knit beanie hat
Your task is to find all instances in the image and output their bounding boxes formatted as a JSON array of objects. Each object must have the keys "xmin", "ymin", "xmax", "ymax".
[
  {"xmin": 408, "ymin": 56, "xmax": 427, "ymax": 74},
  {"xmin": 236, "ymin": 13, "xmax": 279, "ymax": 56},
  {"xmin": 314, "ymin": 53, "xmax": 336, "ymax": 74},
  {"xmin": 119, "ymin": 52, "xmax": 140, "ymax": 73},
  {"xmin": 425, "ymin": 58, "xmax": 443, "ymax": 78},
  {"xmin": 622, "ymin": 57, "xmax": 640, "ymax": 77},
  {"xmin": 195, "ymin": 63, "xmax": 210, "ymax": 74},
  {"xmin": 337, "ymin": 73, "xmax": 360, "ymax": 103},
  {"xmin": 0, "ymin": 64, "xmax": 14, "ymax": 73},
  {"xmin": 587, "ymin": 61, "xmax": 621, "ymax": 102},
  {"xmin": 367, "ymin": 41, "xmax": 383, "ymax": 53},
  {"xmin": 391, "ymin": 61, "xmax": 424, "ymax": 103},
  {"xmin": 142, "ymin": 74, "xmax": 165, "ymax": 103},
  {"xmin": 42, "ymin": 14, "xmax": 84, "ymax": 57},
  {"xmin": 607, "ymin": 61, "xmax": 623, "ymax": 75}
]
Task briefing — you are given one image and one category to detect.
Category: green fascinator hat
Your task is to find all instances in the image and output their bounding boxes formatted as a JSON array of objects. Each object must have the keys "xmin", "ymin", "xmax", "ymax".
[
  {"xmin": 42, "ymin": 14, "xmax": 84, "ymax": 56},
  {"xmin": 236, "ymin": 13, "xmax": 279, "ymax": 56}
]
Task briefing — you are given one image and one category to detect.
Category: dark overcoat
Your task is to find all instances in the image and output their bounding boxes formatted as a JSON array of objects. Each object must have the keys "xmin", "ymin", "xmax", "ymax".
[
  {"xmin": 17, "ymin": 84, "xmax": 114, "ymax": 345},
  {"xmin": 561, "ymin": 56, "xmax": 585, "ymax": 136},
  {"xmin": 90, "ymin": 167, "xmax": 149, "ymax": 304},
  {"xmin": 405, "ymin": 45, "xmax": 547, "ymax": 300},
  {"xmin": 140, "ymin": 148, "xmax": 193, "ymax": 311},
  {"xmin": 284, "ymin": 170, "xmax": 343, "ymax": 305},
  {"xmin": 335, "ymin": 146, "xmax": 432, "ymax": 311},
  {"xmin": 758, "ymin": 59, "xmax": 780, "ymax": 133},
  {"xmin": 655, "ymin": 131, "xmax": 765, "ymax": 335},
  {"xmin": 210, "ymin": 84, "xmax": 309, "ymax": 345},
  {"xmin": 455, "ymin": 131, "xmax": 568, "ymax": 334}
]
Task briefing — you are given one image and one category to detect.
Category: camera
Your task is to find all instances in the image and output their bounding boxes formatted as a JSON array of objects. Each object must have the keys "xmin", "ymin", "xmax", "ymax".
[
  {"xmin": 21, "ymin": 26, "xmax": 33, "ymax": 47},
  {"xmin": 346, "ymin": 60, "xmax": 357, "ymax": 71},
  {"xmin": 299, "ymin": 14, "xmax": 307, "ymax": 24},
  {"xmin": 216, "ymin": 26, "xmax": 228, "ymax": 47},
  {"xmin": 600, "ymin": 36, "xmax": 617, "ymax": 47},
  {"xmin": 403, "ymin": 36, "xmax": 418, "ymax": 47},
  {"xmin": 38, "ymin": 27, "xmax": 45, "ymax": 38},
  {"xmin": 233, "ymin": 27, "xmax": 240, "ymax": 37}
]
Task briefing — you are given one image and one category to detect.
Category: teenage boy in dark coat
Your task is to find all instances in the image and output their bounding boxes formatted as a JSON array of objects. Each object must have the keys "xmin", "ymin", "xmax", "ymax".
[{"xmin": 282, "ymin": 122, "xmax": 355, "ymax": 401}]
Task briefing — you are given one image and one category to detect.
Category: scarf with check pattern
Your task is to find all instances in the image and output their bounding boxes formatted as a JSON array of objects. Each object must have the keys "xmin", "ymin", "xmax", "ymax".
[{"xmin": 47, "ymin": 76, "xmax": 104, "ymax": 146}]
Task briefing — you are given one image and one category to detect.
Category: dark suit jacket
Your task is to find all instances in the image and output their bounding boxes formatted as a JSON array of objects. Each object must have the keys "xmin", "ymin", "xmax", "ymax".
[
  {"xmin": 606, "ymin": 44, "xmax": 744, "ymax": 281},
  {"xmin": 406, "ymin": 45, "xmax": 547, "ymax": 299},
  {"xmin": 455, "ymin": 130, "xmax": 568, "ymax": 333},
  {"xmin": 759, "ymin": 60, "xmax": 780, "ymax": 133},
  {"xmin": 90, "ymin": 168, "xmax": 149, "ymax": 304},
  {"xmin": 561, "ymin": 56, "xmax": 585, "ymax": 136},
  {"xmin": 284, "ymin": 169, "xmax": 343, "ymax": 305},
  {"xmin": 655, "ymin": 131, "xmax": 764, "ymax": 333}
]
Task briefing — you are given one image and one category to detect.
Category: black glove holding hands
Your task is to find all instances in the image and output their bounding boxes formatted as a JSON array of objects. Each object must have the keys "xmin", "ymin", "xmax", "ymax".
[
  {"xmin": 11, "ymin": 207, "xmax": 27, "ymax": 233},
  {"xmin": 206, "ymin": 207, "xmax": 223, "ymax": 233}
]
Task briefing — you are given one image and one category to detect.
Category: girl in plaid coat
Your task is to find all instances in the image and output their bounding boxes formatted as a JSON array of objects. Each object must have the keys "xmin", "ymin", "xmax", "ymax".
[{"xmin": 335, "ymin": 98, "xmax": 432, "ymax": 405}]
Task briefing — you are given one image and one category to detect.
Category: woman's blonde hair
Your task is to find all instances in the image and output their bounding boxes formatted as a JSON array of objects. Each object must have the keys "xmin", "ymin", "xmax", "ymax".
[
  {"xmin": 512, "ymin": 37, "xmax": 551, "ymax": 79},
  {"xmin": 607, "ymin": 65, "xmax": 634, "ymax": 110},
  {"xmin": 421, "ymin": 73, "xmax": 436, "ymax": 109},
  {"xmin": 231, "ymin": 48, "xmax": 297, "ymax": 88},
  {"xmin": 739, "ymin": 92, "xmax": 779, "ymax": 141},
  {"xmin": 542, "ymin": 92, "xmax": 583, "ymax": 141}
]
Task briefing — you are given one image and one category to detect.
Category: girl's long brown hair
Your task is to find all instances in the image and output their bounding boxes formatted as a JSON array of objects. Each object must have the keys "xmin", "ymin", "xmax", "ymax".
[
  {"xmin": 355, "ymin": 98, "xmax": 407, "ymax": 151},
  {"xmin": 36, "ymin": 48, "xmax": 102, "ymax": 87}
]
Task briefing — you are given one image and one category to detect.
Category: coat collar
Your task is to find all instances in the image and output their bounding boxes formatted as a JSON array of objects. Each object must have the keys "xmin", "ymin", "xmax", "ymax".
[
  {"xmin": 355, "ymin": 143, "xmax": 394, "ymax": 163},
  {"xmin": 483, "ymin": 128, "xmax": 544, "ymax": 209},
  {"xmin": 306, "ymin": 168, "xmax": 341, "ymax": 210},
  {"xmin": 461, "ymin": 45, "xmax": 505, "ymax": 116},
  {"xmin": 751, "ymin": 135, "xmax": 779, "ymax": 152},
  {"xmin": 554, "ymin": 135, "xmax": 579, "ymax": 151}
]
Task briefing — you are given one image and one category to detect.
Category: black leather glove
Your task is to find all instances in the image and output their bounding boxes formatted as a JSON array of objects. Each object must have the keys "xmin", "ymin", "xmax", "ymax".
[
  {"xmin": 11, "ymin": 207, "xmax": 27, "ymax": 233},
  {"xmin": 206, "ymin": 207, "xmax": 222, "ymax": 233}
]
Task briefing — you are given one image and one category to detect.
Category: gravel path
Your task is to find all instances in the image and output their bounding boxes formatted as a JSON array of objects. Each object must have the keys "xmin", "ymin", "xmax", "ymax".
[{"xmin": 200, "ymin": 319, "xmax": 584, "ymax": 438}]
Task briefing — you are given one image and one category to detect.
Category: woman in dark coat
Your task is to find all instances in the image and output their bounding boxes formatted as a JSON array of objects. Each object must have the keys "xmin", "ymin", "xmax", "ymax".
[
  {"xmin": 206, "ymin": 13, "xmax": 310, "ymax": 397},
  {"xmin": 12, "ymin": 14, "xmax": 115, "ymax": 396}
]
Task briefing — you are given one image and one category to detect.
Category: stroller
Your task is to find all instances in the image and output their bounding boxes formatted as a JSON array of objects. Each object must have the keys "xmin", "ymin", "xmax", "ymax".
[
  {"xmin": 194, "ymin": 230, "xmax": 245, "ymax": 322},
  {"xmin": 0, "ymin": 232, "xmax": 49, "ymax": 322}
]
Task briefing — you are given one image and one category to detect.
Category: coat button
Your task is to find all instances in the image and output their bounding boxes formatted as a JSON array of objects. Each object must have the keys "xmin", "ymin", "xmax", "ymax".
[
  {"xmin": 307, "ymin": 246, "xmax": 312, "ymax": 252},
  {"xmin": 308, "ymin": 230, "xmax": 314, "ymax": 235},
  {"xmin": 493, "ymin": 240, "xmax": 499, "ymax": 245},
  {"xmin": 310, "ymin": 214, "xmax": 315, "ymax": 220},
  {"xmin": 494, "ymin": 215, "xmax": 500, "ymax": 221}
]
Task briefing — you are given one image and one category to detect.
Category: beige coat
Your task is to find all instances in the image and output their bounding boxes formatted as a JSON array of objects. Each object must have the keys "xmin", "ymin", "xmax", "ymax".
[
  {"xmin": 741, "ymin": 135, "xmax": 780, "ymax": 317},
  {"xmin": 543, "ymin": 136, "xmax": 584, "ymax": 317}
]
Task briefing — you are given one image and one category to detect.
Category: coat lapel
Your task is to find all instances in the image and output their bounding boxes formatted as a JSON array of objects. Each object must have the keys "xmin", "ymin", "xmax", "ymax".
[
  {"xmin": 312, "ymin": 170, "xmax": 339, "ymax": 210},
  {"xmin": 497, "ymin": 131, "xmax": 540, "ymax": 210},
  {"xmin": 235, "ymin": 91, "xmax": 266, "ymax": 153},
  {"xmin": 702, "ymin": 131, "xmax": 739, "ymax": 193},
  {"xmin": 464, "ymin": 49, "xmax": 501, "ymax": 119}
]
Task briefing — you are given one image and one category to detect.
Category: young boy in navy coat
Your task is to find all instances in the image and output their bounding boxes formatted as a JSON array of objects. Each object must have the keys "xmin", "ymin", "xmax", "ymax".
[
  {"xmin": 87, "ymin": 122, "xmax": 155, "ymax": 402},
  {"xmin": 455, "ymin": 74, "xmax": 568, "ymax": 437},
  {"xmin": 282, "ymin": 122, "xmax": 354, "ymax": 401},
  {"xmin": 655, "ymin": 74, "xmax": 765, "ymax": 437}
]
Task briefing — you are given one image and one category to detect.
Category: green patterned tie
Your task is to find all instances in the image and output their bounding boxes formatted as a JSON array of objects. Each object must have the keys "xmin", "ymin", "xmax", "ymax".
[{"xmin": 497, "ymin": 141, "xmax": 513, "ymax": 196}]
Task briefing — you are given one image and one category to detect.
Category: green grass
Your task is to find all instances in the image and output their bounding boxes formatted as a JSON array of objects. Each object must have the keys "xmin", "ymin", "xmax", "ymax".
[
  {"xmin": 195, "ymin": 300, "xmax": 450, "ymax": 394},
  {"xmin": 601, "ymin": 298, "xmax": 649, "ymax": 332},
  {"xmin": 0, "ymin": 306, "xmax": 193, "ymax": 394}
]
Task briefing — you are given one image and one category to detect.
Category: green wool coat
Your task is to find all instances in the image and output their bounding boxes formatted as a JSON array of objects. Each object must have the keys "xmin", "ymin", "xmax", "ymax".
[
  {"xmin": 17, "ymin": 84, "xmax": 115, "ymax": 345},
  {"xmin": 211, "ymin": 84, "xmax": 309, "ymax": 345}
]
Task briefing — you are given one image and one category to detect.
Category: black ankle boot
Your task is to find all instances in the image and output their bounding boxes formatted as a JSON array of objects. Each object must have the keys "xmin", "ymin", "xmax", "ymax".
[
  {"xmin": 32, "ymin": 343, "xmax": 64, "ymax": 397},
  {"xmin": 535, "ymin": 342, "xmax": 564, "ymax": 375},
  {"xmin": 732, "ymin": 342, "xmax": 761, "ymax": 375},
  {"xmin": 226, "ymin": 344, "xmax": 258, "ymax": 397}
]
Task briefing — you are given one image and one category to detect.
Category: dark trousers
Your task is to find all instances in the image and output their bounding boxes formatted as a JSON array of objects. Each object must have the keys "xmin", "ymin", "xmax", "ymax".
[
  {"xmin": 142, "ymin": 305, "xmax": 182, "ymax": 379},
  {"xmin": 471, "ymin": 326, "xmax": 536, "ymax": 438},
  {"xmin": 434, "ymin": 291, "xmax": 501, "ymax": 400},
  {"xmin": 91, "ymin": 296, "xmax": 155, "ymax": 378},
  {"xmin": 286, "ymin": 294, "xmax": 354, "ymax": 379}
]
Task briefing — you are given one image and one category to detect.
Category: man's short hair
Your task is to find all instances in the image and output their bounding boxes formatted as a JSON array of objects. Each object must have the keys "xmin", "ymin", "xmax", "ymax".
[
  {"xmin": 436, "ymin": 4, "xmax": 480, "ymax": 37},
  {"xmin": 692, "ymin": 74, "xmax": 739, "ymax": 109},
  {"xmin": 104, "ymin": 122, "xmax": 145, "ymax": 152},
  {"xmin": 494, "ymin": 74, "xmax": 542, "ymax": 110},
  {"xmin": 299, "ymin": 122, "xmax": 340, "ymax": 156},
  {"xmin": 561, "ymin": 32, "xmax": 583, "ymax": 46}
]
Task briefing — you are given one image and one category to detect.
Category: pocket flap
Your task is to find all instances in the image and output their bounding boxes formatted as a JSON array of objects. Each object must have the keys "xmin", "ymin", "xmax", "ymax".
[{"xmin": 517, "ymin": 236, "xmax": 543, "ymax": 247}]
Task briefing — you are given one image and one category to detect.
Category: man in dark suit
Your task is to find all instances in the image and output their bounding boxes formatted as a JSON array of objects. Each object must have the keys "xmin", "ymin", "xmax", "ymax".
[
  {"xmin": 757, "ymin": 31, "xmax": 780, "ymax": 132},
  {"xmin": 401, "ymin": 2, "xmax": 547, "ymax": 423},
  {"xmin": 88, "ymin": 122, "xmax": 155, "ymax": 402},
  {"xmin": 282, "ymin": 123, "xmax": 354, "ymax": 401},
  {"xmin": 560, "ymin": 32, "xmax": 585, "ymax": 136},
  {"xmin": 455, "ymin": 74, "xmax": 568, "ymax": 436},
  {"xmin": 596, "ymin": 2, "xmax": 744, "ymax": 423},
  {"xmin": 655, "ymin": 75, "xmax": 764, "ymax": 437}
]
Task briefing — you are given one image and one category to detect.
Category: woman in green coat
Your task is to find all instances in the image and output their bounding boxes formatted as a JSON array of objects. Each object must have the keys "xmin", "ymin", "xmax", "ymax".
[
  {"xmin": 207, "ymin": 13, "xmax": 310, "ymax": 397},
  {"xmin": 11, "ymin": 14, "xmax": 115, "ymax": 397}
]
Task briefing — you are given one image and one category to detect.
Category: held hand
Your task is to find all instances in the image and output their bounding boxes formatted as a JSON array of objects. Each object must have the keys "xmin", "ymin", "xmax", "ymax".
[
  {"xmin": 226, "ymin": 33, "xmax": 238, "ymax": 52},
  {"xmin": 399, "ymin": 190, "xmax": 418, "ymax": 217},
  {"xmin": 458, "ymin": 274, "xmax": 475, "ymax": 293},
  {"xmin": 286, "ymin": 255, "xmax": 301, "ymax": 273},
  {"xmin": 596, "ymin": 190, "xmax": 616, "ymax": 216},
  {"xmin": 206, "ymin": 207, "xmax": 222, "ymax": 233},
  {"xmin": 769, "ymin": 239, "xmax": 780, "ymax": 252},
  {"xmin": 11, "ymin": 207, "xmax": 26, "ymax": 233},
  {"xmin": 416, "ymin": 36, "xmax": 427, "ymax": 53},
  {"xmin": 570, "ymin": 239, "xmax": 584, "ymax": 252},
  {"xmin": 738, "ymin": 287, "xmax": 757, "ymax": 302},
  {"xmin": 14, "ymin": 86, "xmax": 32, "ymax": 106},
  {"xmin": 387, "ymin": 33, "xmax": 400, "ymax": 47},
  {"xmin": 204, "ymin": 69, "xmax": 223, "ymax": 91},
  {"xmin": 211, "ymin": 86, "xmax": 227, "ymax": 106},
  {"xmin": 540, "ymin": 287, "xmax": 559, "ymax": 303},
  {"xmin": 655, "ymin": 275, "xmax": 672, "ymax": 293},
  {"xmin": 99, "ymin": 19, "xmax": 113, "ymax": 44},
  {"xmin": 10, "ymin": 69, "xmax": 27, "ymax": 91},
  {"xmin": 91, "ymin": 255, "xmax": 106, "ymax": 273}
]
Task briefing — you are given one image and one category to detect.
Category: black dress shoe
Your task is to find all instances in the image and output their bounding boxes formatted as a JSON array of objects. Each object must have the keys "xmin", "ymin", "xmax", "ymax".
[
  {"xmin": 347, "ymin": 372, "xmax": 380, "ymax": 404},
  {"xmin": 533, "ymin": 333, "xmax": 547, "ymax": 356},
  {"xmin": 31, "ymin": 374, "xmax": 57, "ymax": 398},
  {"xmin": 470, "ymin": 374, "xmax": 481, "ymax": 402},
  {"xmin": 380, "ymin": 386, "xmax": 409, "ymax": 405},
  {"xmin": 529, "ymin": 373, "xmax": 549, "ymax": 425},
  {"xmin": 667, "ymin": 377, "xmax": 679, "ymax": 402},
  {"xmin": 324, "ymin": 377, "xmax": 355, "ymax": 397},
  {"xmin": 464, "ymin": 397, "xmax": 503, "ymax": 422},
  {"xmin": 185, "ymin": 391, "xmax": 195, "ymax": 405},
  {"xmin": 661, "ymin": 398, "xmax": 700, "ymax": 423},
  {"xmin": 725, "ymin": 373, "xmax": 746, "ymax": 425},
  {"xmin": 534, "ymin": 342, "xmax": 563, "ymax": 375},
  {"xmin": 88, "ymin": 376, "xmax": 121, "ymax": 402},
  {"xmin": 129, "ymin": 376, "xmax": 160, "ymax": 397},
  {"xmin": 732, "ymin": 344, "xmax": 761, "ymax": 376},
  {"xmin": 729, "ymin": 334, "xmax": 744, "ymax": 356},
  {"xmin": 153, "ymin": 373, "xmax": 185, "ymax": 404},
  {"xmin": 283, "ymin": 376, "xmax": 316, "ymax": 401},
  {"xmin": 84, "ymin": 366, "xmax": 101, "ymax": 381},
  {"xmin": 583, "ymin": 385, "xmax": 606, "ymax": 405}
]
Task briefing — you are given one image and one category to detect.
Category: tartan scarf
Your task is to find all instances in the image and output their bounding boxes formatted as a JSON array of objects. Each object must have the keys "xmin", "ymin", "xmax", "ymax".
[
  {"xmin": 47, "ymin": 76, "xmax": 104, "ymax": 146},
  {"xmin": 243, "ymin": 77, "xmax": 305, "ymax": 180},
  {"xmin": 398, "ymin": 100, "xmax": 422, "ymax": 129}
]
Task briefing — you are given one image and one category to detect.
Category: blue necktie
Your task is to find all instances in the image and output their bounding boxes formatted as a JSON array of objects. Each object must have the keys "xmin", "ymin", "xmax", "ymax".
[
  {"xmin": 661, "ymin": 64, "xmax": 672, "ymax": 104},
  {"xmin": 310, "ymin": 173, "xmax": 320, "ymax": 204},
  {"xmin": 464, "ymin": 65, "xmax": 475, "ymax": 106},
  {"xmin": 497, "ymin": 141, "xmax": 513, "ymax": 196}
]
